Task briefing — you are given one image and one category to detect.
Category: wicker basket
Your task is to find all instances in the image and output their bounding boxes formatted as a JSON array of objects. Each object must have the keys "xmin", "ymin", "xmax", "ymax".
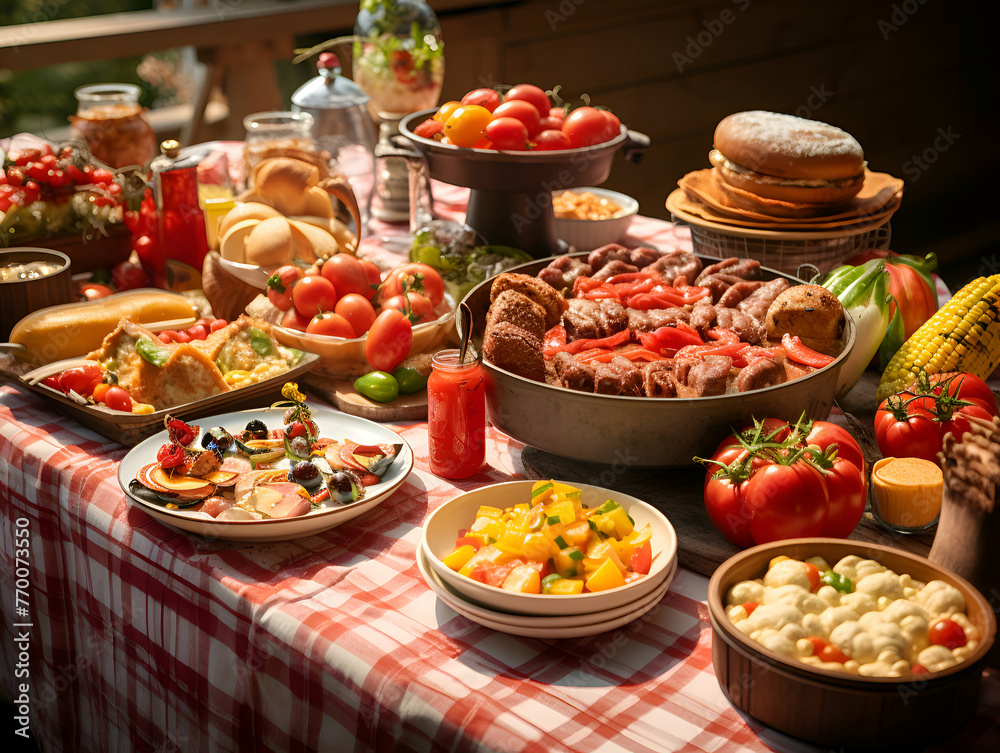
[{"xmin": 666, "ymin": 190, "xmax": 893, "ymax": 276}]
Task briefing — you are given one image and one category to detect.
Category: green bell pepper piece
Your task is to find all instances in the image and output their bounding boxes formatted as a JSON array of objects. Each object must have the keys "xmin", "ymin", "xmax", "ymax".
[{"xmin": 354, "ymin": 371, "xmax": 400, "ymax": 403}]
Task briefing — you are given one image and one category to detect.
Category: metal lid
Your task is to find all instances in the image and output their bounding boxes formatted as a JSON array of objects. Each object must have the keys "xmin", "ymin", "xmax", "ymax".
[{"xmin": 291, "ymin": 73, "xmax": 369, "ymax": 111}]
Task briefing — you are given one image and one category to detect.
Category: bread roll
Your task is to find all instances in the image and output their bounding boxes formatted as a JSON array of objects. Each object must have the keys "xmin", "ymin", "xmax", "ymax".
[
  {"xmin": 219, "ymin": 219, "xmax": 261, "ymax": 262},
  {"xmin": 289, "ymin": 220, "xmax": 337, "ymax": 260},
  {"xmin": 218, "ymin": 202, "xmax": 281, "ymax": 238},
  {"xmin": 245, "ymin": 217, "xmax": 294, "ymax": 267},
  {"xmin": 254, "ymin": 158, "xmax": 320, "ymax": 216}
]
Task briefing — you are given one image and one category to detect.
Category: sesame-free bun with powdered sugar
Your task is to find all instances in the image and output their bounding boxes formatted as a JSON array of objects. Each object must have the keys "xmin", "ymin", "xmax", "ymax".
[{"xmin": 711, "ymin": 110, "xmax": 866, "ymax": 207}]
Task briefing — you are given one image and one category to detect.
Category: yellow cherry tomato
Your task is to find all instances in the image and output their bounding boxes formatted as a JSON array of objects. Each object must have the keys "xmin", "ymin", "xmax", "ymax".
[
  {"xmin": 443, "ymin": 105, "xmax": 493, "ymax": 148},
  {"xmin": 433, "ymin": 100, "xmax": 463, "ymax": 124}
]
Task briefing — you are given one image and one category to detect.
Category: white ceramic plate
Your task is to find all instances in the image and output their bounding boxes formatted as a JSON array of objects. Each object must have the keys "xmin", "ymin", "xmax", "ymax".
[
  {"xmin": 417, "ymin": 547, "xmax": 674, "ymax": 638},
  {"xmin": 117, "ymin": 405, "xmax": 413, "ymax": 541},
  {"xmin": 419, "ymin": 543, "xmax": 676, "ymax": 627},
  {"xmin": 421, "ymin": 480, "xmax": 678, "ymax": 616}
]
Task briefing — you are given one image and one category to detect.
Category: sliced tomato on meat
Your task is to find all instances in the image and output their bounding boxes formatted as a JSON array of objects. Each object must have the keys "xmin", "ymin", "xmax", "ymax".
[
  {"xmin": 635, "ymin": 323, "xmax": 703, "ymax": 357},
  {"xmin": 542, "ymin": 328, "xmax": 631, "ymax": 357},
  {"xmin": 543, "ymin": 325, "xmax": 568, "ymax": 351}
]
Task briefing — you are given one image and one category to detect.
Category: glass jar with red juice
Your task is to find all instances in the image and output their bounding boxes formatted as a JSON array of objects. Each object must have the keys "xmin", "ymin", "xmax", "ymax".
[{"xmin": 427, "ymin": 348, "xmax": 486, "ymax": 479}]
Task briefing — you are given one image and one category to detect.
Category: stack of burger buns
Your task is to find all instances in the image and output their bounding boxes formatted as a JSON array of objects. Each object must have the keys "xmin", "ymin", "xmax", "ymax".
[
  {"xmin": 673, "ymin": 110, "xmax": 903, "ymax": 227},
  {"xmin": 709, "ymin": 111, "xmax": 866, "ymax": 218}
]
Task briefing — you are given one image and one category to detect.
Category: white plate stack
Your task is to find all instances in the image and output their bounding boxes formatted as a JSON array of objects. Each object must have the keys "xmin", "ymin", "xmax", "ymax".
[{"xmin": 418, "ymin": 481, "xmax": 679, "ymax": 638}]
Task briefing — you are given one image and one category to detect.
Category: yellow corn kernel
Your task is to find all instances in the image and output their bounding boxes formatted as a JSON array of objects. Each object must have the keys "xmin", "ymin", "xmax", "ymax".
[{"xmin": 131, "ymin": 402, "xmax": 155, "ymax": 415}]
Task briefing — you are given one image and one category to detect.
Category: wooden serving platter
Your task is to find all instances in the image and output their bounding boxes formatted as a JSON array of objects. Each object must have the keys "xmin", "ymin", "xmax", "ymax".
[{"xmin": 302, "ymin": 374, "xmax": 428, "ymax": 422}]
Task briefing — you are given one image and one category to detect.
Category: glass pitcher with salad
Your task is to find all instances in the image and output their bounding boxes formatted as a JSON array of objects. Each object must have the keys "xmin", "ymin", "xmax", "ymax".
[{"xmin": 353, "ymin": 0, "xmax": 445, "ymax": 119}]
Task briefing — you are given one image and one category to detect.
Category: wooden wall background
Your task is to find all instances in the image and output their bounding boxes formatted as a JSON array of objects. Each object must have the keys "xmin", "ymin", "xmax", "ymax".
[{"xmin": 415, "ymin": 0, "xmax": 993, "ymax": 288}]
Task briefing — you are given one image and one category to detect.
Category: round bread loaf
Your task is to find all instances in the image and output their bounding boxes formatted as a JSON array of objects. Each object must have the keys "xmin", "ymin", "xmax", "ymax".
[{"xmin": 712, "ymin": 110, "xmax": 865, "ymax": 206}]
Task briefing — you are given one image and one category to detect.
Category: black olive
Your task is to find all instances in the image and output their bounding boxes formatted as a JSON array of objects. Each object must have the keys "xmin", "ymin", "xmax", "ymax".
[
  {"xmin": 326, "ymin": 469, "xmax": 361, "ymax": 504},
  {"xmin": 202, "ymin": 426, "xmax": 234, "ymax": 452},
  {"xmin": 288, "ymin": 460, "xmax": 322, "ymax": 491},
  {"xmin": 245, "ymin": 419, "xmax": 268, "ymax": 440}
]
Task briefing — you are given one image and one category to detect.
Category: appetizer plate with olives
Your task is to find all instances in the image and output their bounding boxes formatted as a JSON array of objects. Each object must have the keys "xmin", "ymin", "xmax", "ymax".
[{"xmin": 117, "ymin": 402, "xmax": 413, "ymax": 542}]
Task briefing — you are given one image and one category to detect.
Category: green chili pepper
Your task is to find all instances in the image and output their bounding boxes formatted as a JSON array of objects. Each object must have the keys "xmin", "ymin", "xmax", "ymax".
[
  {"xmin": 392, "ymin": 366, "xmax": 427, "ymax": 394},
  {"xmin": 249, "ymin": 328, "xmax": 272, "ymax": 357},
  {"xmin": 354, "ymin": 371, "xmax": 399, "ymax": 403},
  {"xmin": 820, "ymin": 570, "xmax": 854, "ymax": 594},
  {"xmin": 136, "ymin": 337, "xmax": 169, "ymax": 367}
]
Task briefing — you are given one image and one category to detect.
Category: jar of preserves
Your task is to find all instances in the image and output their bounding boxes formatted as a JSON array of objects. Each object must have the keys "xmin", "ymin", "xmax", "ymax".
[
  {"xmin": 427, "ymin": 348, "xmax": 486, "ymax": 479},
  {"xmin": 242, "ymin": 110, "xmax": 316, "ymax": 189},
  {"xmin": 69, "ymin": 84, "xmax": 157, "ymax": 168}
]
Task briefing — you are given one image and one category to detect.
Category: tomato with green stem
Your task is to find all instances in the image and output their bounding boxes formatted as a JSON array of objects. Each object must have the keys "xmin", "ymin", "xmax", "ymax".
[
  {"xmin": 366, "ymin": 308, "xmax": 413, "ymax": 372},
  {"xmin": 292, "ymin": 275, "xmax": 338, "ymax": 318},
  {"xmin": 562, "ymin": 106, "xmax": 617, "ymax": 148}
]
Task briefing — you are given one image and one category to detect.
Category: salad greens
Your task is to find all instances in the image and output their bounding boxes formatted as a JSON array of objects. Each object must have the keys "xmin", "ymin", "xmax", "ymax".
[{"xmin": 409, "ymin": 220, "xmax": 532, "ymax": 301}]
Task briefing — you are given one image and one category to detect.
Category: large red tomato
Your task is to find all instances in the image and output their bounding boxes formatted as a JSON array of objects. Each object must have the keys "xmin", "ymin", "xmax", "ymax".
[
  {"xmin": 366, "ymin": 309, "xmax": 413, "ymax": 372},
  {"xmin": 875, "ymin": 395, "xmax": 941, "ymax": 462},
  {"xmin": 702, "ymin": 416, "xmax": 866, "ymax": 547},
  {"xmin": 503, "ymin": 84, "xmax": 551, "ymax": 118},
  {"xmin": 561, "ymin": 106, "xmax": 618, "ymax": 148}
]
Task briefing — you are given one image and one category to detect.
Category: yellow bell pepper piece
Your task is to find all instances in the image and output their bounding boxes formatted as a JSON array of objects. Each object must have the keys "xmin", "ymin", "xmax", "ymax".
[
  {"xmin": 458, "ymin": 545, "xmax": 506, "ymax": 576},
  {"xmin": 562, "ymin": 520, "xmax": 590, "ymax": 549},
  {"xmin": 501, "ymin": 565, "xmax": 541, "ymax": 593},
  {"xmin": 603, "ymin": 506, "xmax": 634, "ymax": 539},
  {"xmin": 470, "ymin": 516, "xmax": 501, "ymax": 541},
  {"xmin": 442, "ymin": 545, "xmax": 476, "ymax": 571},
  {"xmin": 586, "ymin": 558, "xmax": 626, "ymax": 592},
  {"xmin": 544, "ymin": 500, "xmax": 576, "ymax": 525},
  {"xmin": 522, "ymin": 532, "xmax": 556, "ymax": 561},
  {"xmin": 549, "ymin": 578, "xmax": 585, "ymax": 595},
  {"xmin": 476, "ymin": 505, "xmax": 503, "ymax": 520},
  {"xmin": 553, "ymin": 546, "xmax": 584, "ymax": 577}
]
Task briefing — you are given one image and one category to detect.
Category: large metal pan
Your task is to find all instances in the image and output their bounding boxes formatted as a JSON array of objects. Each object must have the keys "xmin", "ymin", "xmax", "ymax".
[{"xmin": 461, "ymin": 255, "xmax": 855, "ymax": 467}]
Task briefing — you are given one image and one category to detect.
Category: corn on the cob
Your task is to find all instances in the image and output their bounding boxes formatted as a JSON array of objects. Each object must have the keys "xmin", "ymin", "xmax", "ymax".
[{"xmin": 877, "ymin": 274, "xmax": 1000, "ymax": 400}]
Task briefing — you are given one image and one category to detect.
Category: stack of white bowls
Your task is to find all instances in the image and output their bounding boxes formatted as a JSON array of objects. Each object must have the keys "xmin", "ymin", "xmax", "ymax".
[{"xmin": 418, "ymin": 481, "xmax": 678, "ymax": 638}]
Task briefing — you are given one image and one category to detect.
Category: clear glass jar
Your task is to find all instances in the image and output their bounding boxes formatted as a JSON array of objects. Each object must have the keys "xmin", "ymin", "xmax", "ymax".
[
  {"xmin": 353, "ymin": 0, "xmax": 445, "ymax": 120},
  {"xmin": 427, "ymin": 348, "xmax": 486, "ymax": 479},
  {"xmin": 70, "ymin": 83, "xmax": 157, "ymax": 168},
  {"xmin": 242, "ymin": 110, "xmax": 316, "ymax": 189}
]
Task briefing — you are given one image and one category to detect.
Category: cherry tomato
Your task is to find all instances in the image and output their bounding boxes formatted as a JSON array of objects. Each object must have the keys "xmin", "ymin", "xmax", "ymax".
[
  {"xmin": 357, "ymin": 258, "xmax": 382, "ymax": 300},
  {"xmin": 306, "ymin": 312, "xmax": 356, "ymax": 338},
  {"xmin": 209, "ymin": 318, "xmax": 228, "ymax": 333},
  {"xmin": 433, "ymin": 100, "xmax": 462, "ymax": 124},
  {"xmin": 266, "ymin": 265, "xmax": 304, "ymax": 311},
  {"xmin": 532, "ymin": 129, "xmax": 572, "ymax": 151},
  {"xmin": 413, "ymin": 119, "xmax": 445, "ymax": 140},
  {"xmin": 280, "ymin": 307, "xmax": 312, "ymax": 332},
  {"xmin": 187, "ymin": 323, "xmax": 208, "ymax": 341},
  {"xmin": 807, "ymin": 636, "xmax": 850, "ymax": 664},
  {"xmin": 929, "ymin": 618, "xmax": 967, "ymax": 649},
  {"xmin": 562, "ymin": 106, "xmax": 618, "ymax": 148},
  {"xmin": 600, "ymin": 109, "xmax": 622, "ymax": 139},
  {"xmin": 875, "ymin": 395, "xmax": 943, "ymax": 462},
  {"xmin": 504, "ymin": 84, "xmax": 551, "ymax": 118},
  {"xmin": 104, "ymin": 386, "xmax": 133, "ymax": 413},
  {"xmin": 366, "ymin": 309, "xmax": 413, "ymax": 372},
  {"xmin": 57, "ymin": 364, "xmax": 103, "ymax": 397},
  {"xmin": 292, "ymin": 275, "xmax": 338, "ymax": 318},
  {"xmin": 485, "ymin": 117, "xmax": 529, "ymax": 151},
  {"xmin": 334, "ymin": 293, "xmax": 377, "ymax": 336},
  {"xmin": 89, "ymin": 168, "xmax": 115, "ymax": 186},
  {"xmin": 461, "ymin": 88, "xmax": 502, "ymax": 113},
  {"xmin": 548, "ymin": 106, "xmax": 567, "ymax": 120},
  {"xmin": 321, "ymin": 253, "xmax": 370, "ymax": 298},
  {"xmin": 382, "ymin": 262, "xmax": 445, "ymax": 307},
  {"xmin": 112, "ymin": 259, "xmax": 150, "ymax": 291},
  {"xmin": 173, "ymin": 330, "xmax": 192, "ymax": 344},
  {"xmin": 492, "ymin": 100, "xmax": 541, "ymax": 137},
  {"xmin": 158, "ymin": 330, "xmax": 176, "ymax": 344},
  {"xmin": 79, "ymin": 282, "xmax": 113, "ymax": 301},
  {"xmin": 537, "ymin": 116, "xmax": 564, "ymax": 132},
  {"xmin": 443, "ymin": 105, "xmax": 493, "ymax": 148},
  {"xmin": 382, "ymin": 292, "xmax": 435, "ymax": 324}
]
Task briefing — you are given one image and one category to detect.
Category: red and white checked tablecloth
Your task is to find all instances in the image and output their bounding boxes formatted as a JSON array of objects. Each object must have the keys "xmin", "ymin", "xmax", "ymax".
[{"xmin": 2, "ymin": 201, "xmax": 998, "ymax": 753}]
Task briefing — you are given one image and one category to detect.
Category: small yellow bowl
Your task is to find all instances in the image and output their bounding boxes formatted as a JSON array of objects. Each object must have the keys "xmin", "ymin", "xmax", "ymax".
[{"xmin": 871, "ymin": 456, "xmax": 943, "ymax": 532}]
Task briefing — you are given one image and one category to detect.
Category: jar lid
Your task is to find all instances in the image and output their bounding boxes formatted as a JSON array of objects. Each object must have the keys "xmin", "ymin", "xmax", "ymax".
[{"xmin": 291, "ymin": 73, "xmax": 370, "ymax": 111}]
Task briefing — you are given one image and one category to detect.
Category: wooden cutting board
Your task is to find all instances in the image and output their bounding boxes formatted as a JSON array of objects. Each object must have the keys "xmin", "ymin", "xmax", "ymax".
[{"xmin": 302, "ymin": 374, "xmax": 428, "ymax": 422}]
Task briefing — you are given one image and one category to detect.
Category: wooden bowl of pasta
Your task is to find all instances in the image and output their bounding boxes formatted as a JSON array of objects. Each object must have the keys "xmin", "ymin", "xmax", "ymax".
[{"xmin": 708, "ymin": 538, "xmax": 996, "ymax": 751}]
